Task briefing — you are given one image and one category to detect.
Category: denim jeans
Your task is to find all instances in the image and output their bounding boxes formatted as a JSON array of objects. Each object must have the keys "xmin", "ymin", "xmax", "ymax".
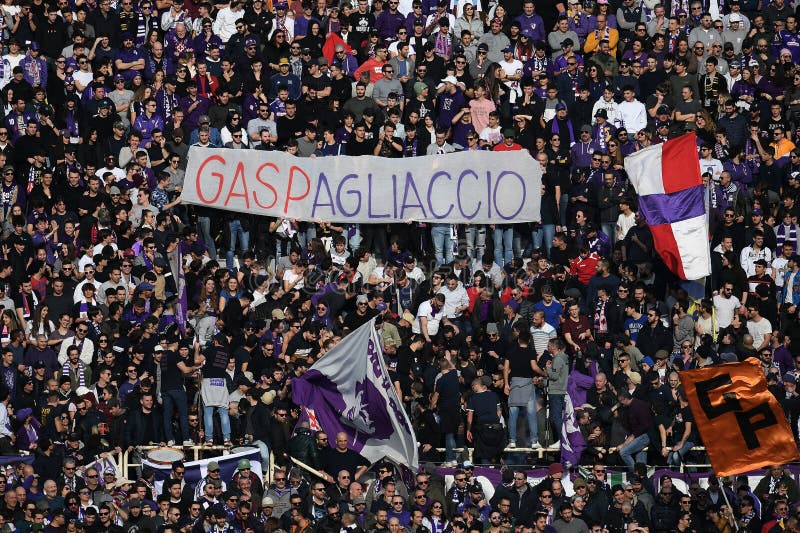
[
  {"xmin": 203, "ymin": 405, "xmax": 231, "ymax": 441},
  {"xmin": 197, "ymin": 216, "xmax": 218, "ymax": 259},
  {"xmin": 620, "ymin": 433, "xmax": 650, "ymax": 469},
  {"xmin": 226, "ymin": 219, "xmax": 250, "ymax": 270},
  {"xmin": 252, "ymin": 439, "xmax": 270, "ymax": 470},
  {"xmin": 444, "ymin": 432, "xmax": 457, "ymax": 462},
  {"xmin": 493, "ymin": 226, "xmax": 514, "ymax": 266},
  {"xmin": 162, "ymin": 389, "xmax": 190, "ymax": 443},
  {"xmin": 559, "ymin": 193, "xmax": 569, "ymax": 228},
  {"xmin": 601, "ymin": 222, "xmax": 616, "ymax": 247},
  {"xmin": 431, "ymin": 224, "xmax": 453, "ymax": 266},
  {"xmin": 668, "ymin": 440, "xmax": 694, "ymax": 467},
  {"xmin": 533, "ymin": 224, "xmax": 556, "ymax": 256},
  {"xmin": 464, "ymin": 225, "xmax": 486, "ymax": 261},
  {"xmin": 508, "ymin": 385, "xmax": 538, "ymax": 444},
  {"xmin": 548, "ymin": 393, "xmax": 565, "ymax": 442}
]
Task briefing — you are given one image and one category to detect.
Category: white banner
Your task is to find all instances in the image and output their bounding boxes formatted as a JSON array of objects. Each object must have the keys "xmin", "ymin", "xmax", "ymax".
[{"xmin": 181, "ymin": 147, "xmax": 542, "ymax": 224}]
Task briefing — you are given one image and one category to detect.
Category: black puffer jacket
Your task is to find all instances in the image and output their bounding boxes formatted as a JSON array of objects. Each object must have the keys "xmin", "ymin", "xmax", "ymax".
[{"xmin": 287, "ymin": 426, "xmax": 320, "ymax": 469}]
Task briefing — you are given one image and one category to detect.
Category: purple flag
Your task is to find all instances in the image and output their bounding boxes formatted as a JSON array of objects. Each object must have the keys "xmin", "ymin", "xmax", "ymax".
[
  {"xmin": 561, "ymin": 368, "xmax": 596, "ymax": 468},
  {"xmin": 292, "ymin": 319, "xmax": 418, "ymax": 468},
  {"xmin": 176, "ymin": 247, "xmax": 187, "ymax": 334}
]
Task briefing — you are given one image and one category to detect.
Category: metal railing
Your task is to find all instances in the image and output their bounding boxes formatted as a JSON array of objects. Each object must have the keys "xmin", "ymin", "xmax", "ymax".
[{"xmin": 434, "ymin": 445, "xmax": 710, "ymax": 471}]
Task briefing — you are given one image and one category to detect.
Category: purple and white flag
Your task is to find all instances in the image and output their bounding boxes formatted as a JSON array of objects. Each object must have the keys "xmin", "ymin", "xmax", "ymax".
[
  {"xmin": 561, "ymin": 368, "xmax": 596, "ymax": 468},
  {"xmin": 292, "ymin": 319, "xmax": 418, "ymax": 468}
]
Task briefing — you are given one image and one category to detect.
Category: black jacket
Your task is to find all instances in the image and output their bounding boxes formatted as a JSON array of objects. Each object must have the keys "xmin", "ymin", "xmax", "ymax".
[
  {"xmin": 636, "ymin": 322, "xmax": 673, "ymax": 358},
  {"xmin": 244, "ymin": 400, "xmax": 272, "ymax": 443},
  {"xmin": 288, "ymin": 428, "xmax": 320, "ymax": 470},
  {"xmin": 125, "ymin": 408, "xmax": 165, "ymax": 447}
]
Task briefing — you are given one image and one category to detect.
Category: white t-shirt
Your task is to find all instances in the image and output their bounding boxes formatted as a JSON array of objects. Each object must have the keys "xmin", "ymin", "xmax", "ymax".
[
  {"xmin": 412, "ymin": 300, "xmax": 443, "ymax": 336},
  {"xmin": 774, "ymin": 257, "xmax": 789, "ymax": 288},
  {"xmin": 479, "ymin": 125, "xmax": 502, "ymax": 145},
  {"xmin": 616, "ymin": 212, "xmax": 636, "ymax": 240},
  {"xmin": 747, "ymin": 317, "xmax": 772, "ymax": 349},
  {"xmin": 73, "ymin": 69, "xmax": 94, "ymax": 89},
  {"xmin": 282, "ymin": 269, "xmax": 304, "ymax": 290},
  {"xmin": 712, "ymin": 294, "xmax": 740, "ymax": 329}
]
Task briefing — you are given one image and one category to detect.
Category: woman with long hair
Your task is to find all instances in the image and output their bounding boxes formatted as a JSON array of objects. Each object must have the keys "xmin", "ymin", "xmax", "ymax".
[
  {"xmin": 76, "ymin": 128, "xmax": 101, "ymax": 168},
  {"xmin": 304, "ymin": 21, "xmax": 325, "ymax": 58},
  {"xmin": 481, "ymin": 62, "xmax": 503, "ymax": 107},
  {"xmin": 0, "ymin": 309, "xmax": 20, "ymax": 347},
  {"xmin": 515, "ymin": 32, "xmax": 533, "ymax": 62},
  {"xmin": 264, "ymin": 30, "xmax": 291, "ymax": 72},
  {"xmin": 144, "ymin": 29, "xmax": 160, "ymax": 52},
  {"xmin": 129, "ymin": 84, "xmax": 154, "ymax": 126},
  {"xmin": 14, "ymin": 408, "xmax": 40, "ymax": 452},
  {"xmin": 219, "ymin": 277, "xmax": 242, "ymax": 312},
  {"xmin": 607, "ymin": 138, "xmax": 624, "ymax": 169},
  {"xmin": 695, "ymin": 109, "xmax": 717, "ymax": 146},
  {"xmin": 220, "ymin": 111, "xmax": 248, "ymax": 146},
  {"xmin": 586, "ymin": 64, "xmax": 608, "ymax": 101},
  {"xmin": 732, "ymin": 67, "xmax": 757, "ymax": 113},
  {"xmin": 422, "ymin": 500, "xmax": 449, "ymax": 533},
  {"xmin": 592, "ymin": 0, "xmax": 617, "ymax": 27},
  {"xmin": 195, "ymin": 276, "xmax": 221, "ymax": 344},
  {"xmin": 26, "ymin": 303, "xmax": 54, "ymax": 339}
]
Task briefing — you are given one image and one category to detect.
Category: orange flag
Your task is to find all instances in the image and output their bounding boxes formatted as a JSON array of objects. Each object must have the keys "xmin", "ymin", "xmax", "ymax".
[{"xmin": 680, "ymin": 358, "xmax": 799, "ymax": 476}]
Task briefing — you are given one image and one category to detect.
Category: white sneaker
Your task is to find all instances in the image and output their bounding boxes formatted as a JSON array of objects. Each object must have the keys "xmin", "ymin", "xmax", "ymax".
[
  {"xmin": 507, "ymin": 440, "xmax": 516, "ymax": 448},
  {"xmin": 167, "ymin": 440, "xmax": 175, "ymax": 446},
  {"xmin": 182, "ymin": 440, "xmax": 194, "ymax": 446},
  {"xmin": 530, "ymin": 441, "xmax": 542, "ymax": 449}
]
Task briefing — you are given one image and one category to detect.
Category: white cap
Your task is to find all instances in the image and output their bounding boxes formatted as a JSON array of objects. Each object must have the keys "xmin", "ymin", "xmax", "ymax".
[{"xmin": 729, "ymin": 13, "xmax": 742, "ymax": 22}]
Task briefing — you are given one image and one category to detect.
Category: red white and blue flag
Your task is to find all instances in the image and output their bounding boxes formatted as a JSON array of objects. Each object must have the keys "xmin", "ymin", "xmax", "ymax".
[{"xmin": 624, "ymin": 133, "xmax": 711, "ymax": 280}]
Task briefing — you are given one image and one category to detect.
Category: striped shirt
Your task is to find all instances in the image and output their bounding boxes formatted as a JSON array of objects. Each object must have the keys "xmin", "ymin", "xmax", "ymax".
[{"xmin": 531, "ymin": 323, "xmax": 557, "ymax": 356}]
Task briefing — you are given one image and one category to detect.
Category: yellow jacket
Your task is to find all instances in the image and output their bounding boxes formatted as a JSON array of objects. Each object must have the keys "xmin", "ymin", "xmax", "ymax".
[{"xmin": 584, "ymin": 27, "xmax": 619, "ymax": 56}]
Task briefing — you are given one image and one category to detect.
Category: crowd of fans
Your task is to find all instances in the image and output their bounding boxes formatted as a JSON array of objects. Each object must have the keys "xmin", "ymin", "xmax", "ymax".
[{"xmin": 4, "ymin": 0, "xmax": 800, "ymax": 531}]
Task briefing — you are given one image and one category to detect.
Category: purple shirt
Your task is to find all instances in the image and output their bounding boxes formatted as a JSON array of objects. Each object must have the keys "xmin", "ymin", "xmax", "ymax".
[
  {"xmin": 114, "ymin": 47, "xmax": 144, "ymax": 81},
  {"xmin": 179, "ymin": 95, "xmax": 213, "ymax": 131}
]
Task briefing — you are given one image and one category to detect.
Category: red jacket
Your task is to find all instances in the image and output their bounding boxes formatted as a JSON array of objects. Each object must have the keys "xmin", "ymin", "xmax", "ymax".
[{"xmin": 569, "ymin": 252, "xmax": 600, "ymax": 285}]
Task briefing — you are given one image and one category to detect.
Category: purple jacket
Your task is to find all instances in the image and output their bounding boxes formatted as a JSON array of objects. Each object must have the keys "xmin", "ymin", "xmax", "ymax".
[
  {"xmin": 514, "ymin": 13, "xmax": 545, "ymax": 42},
  {"xmin": 180, "ymin": 95, "xmax": 213, "ymax": 131},
  {"xmin": 20, "ymin": 55, "xmax": 47, "ymax": 88},
  {"xmin": 133, "ymin": 112, "xmax": 165, "ymax": 146},
  {"xmin": 15, "ymin": 419, "xmax": 40, "ymax": 452},
  {"xmin": 376, "ymin": 10, "xmax": 406, "ymax": 41},
  {"xmin": 567, "ymin": 12, "xmax": 592, "ymax": 41}
]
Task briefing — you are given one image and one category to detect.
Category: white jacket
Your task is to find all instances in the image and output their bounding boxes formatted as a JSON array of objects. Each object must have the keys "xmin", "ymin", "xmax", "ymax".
[
  {"xmin": 613, "ymin": 100, "xmax": 647, "ymax": 134},
  {"xmin": 213, "ymin": 7, "xmax": 242, "ymax": 42},
  {"xmin": 437, "ymin": 281, "xmax": 469, "ymax": 318}
]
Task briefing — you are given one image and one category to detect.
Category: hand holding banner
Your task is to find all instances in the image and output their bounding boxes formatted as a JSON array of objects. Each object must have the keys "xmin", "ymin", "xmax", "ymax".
[
  {"xmin": 292, "ymin": 318, "xmax": 418, "ymax": 468},
  {"xmin": 680, "ymin": 358, "xmax": 799, "ymax": 476},
  {"xmin": 181, "ymin": 147, "xmax": 542, "ymax": 224}
]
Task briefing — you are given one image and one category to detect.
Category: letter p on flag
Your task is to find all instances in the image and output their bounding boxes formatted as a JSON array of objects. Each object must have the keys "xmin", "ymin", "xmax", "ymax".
[{"xmin": 681, "ymin": 358, "xmax": 799, "ymax": 476}]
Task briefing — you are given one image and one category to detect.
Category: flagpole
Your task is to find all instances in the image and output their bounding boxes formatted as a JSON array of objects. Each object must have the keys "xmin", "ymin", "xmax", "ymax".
[
  {"xmin": 290, "ymin": 456, "xmax": 328, "ymax": 480},
  {"xmin": 720, "ymin": 481, "xmax": 740, "ymax": 532}
]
